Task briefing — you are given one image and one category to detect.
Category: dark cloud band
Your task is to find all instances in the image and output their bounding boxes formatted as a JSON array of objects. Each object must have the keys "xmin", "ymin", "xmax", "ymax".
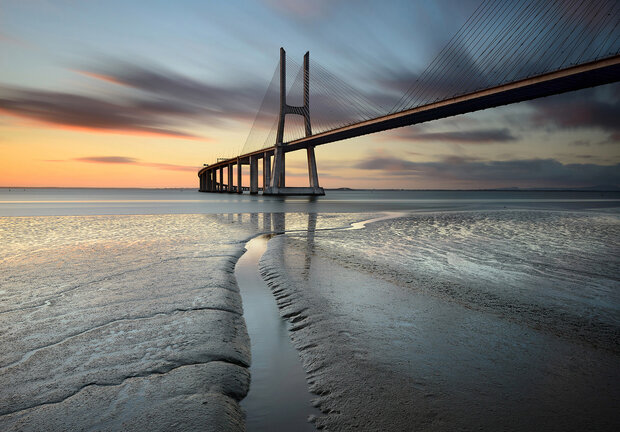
[{"xmin": 355, "ymin": 155, "xmax": 620, "ymax": 188}]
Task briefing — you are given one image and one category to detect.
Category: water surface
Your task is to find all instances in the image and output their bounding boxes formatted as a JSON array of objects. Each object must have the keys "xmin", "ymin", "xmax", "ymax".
[
  {"xmin": 236, "ymin": 235, "xmax": 320, "ymax": 431},
  {"xmin": 2, "ymin": 188, "xmax": 619, "ymax": 216}
]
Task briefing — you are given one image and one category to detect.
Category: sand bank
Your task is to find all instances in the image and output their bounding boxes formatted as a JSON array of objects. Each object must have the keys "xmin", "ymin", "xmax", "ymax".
[
  {"xmin": 0, "ymin": 214, "xmax": 253, "ymax": 431},
  {"xmin": 260, "ymin": 210, "xmax": 620, "ymax": 430}
]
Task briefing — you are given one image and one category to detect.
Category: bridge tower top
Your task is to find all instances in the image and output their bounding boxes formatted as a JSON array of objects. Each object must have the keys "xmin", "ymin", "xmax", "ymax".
[
  {"xmin": 267, "ymin": 48, "xmax": 322, "ymax": 195},
  {"xmin": 276, "ymin": 47, "xmax": 311, "ymax": 145}
]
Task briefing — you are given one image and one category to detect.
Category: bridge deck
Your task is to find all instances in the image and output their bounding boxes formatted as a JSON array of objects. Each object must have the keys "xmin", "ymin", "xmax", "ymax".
[{"xmin": 199, "ymin": 55, "xmax": 619, "ymax": 175}]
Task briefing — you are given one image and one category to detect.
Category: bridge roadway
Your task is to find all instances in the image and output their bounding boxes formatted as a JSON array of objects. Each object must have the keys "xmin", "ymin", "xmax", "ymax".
[{"xmin": 198, "ymin": 55, "xmax": 620, "ymax": 194}]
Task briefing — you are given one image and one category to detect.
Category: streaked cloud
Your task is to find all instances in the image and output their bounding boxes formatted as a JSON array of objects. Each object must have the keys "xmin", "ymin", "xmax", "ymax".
[
  {"xmin": 83, "ymin": 61, "xmax": 262, "ymax": 117},
  {"xmin": 73, "ymin": 70, "xmax": 126, "ymax": 86},
  {"xmin": 0, "ymin": 87, "xmax": 200, "ymax": 138},
  {"xmin": 75, "ymin": 156, "xmax": 138, "ymax": 164},
  {"xmin": 0, "ymin": 59, "xmax": 279, "ymax": 139},
  {"xmin": 138, "ymin": 162, "xmax": 199, "ymax": 172},
  {"xmin": 355, "ymin": 154, "xmax": 620, "ymax": 188},
  {"xmin": 0, "ymin": 31, "xmax": 32, "ymax": 48},
  {"xmin": 392, "ymin": 127, "xmax": 517, "ymax": 143},
  {"xmin": 263, "ymin": 0, "xmax": 343, "ymax": 19},
  {"xmin": 47, "ymin": 156, "xmax": 198, "ymax": 172},
  {"xmin": 527, "ymin": 84, "xmax": 620, "ymax": 138}
]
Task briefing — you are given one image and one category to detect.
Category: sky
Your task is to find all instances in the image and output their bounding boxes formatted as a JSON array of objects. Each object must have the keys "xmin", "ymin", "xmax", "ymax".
[{"xmin": 0, "ymin": 0, "xmax": 618, "ymax": 189}]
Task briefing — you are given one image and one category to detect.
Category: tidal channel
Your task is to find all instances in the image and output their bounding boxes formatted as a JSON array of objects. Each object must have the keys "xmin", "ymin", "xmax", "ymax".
[{"xmin": 236, "ymin": 234, "xmax": 320, "ymax": 431}]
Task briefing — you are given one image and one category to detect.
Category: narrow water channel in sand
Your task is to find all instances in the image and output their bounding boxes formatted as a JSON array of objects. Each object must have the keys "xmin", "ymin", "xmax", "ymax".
[
  {"xmin": 236, "ymin": 234, "xmax": 320, "ymax": 431},
  {"xmin": 234, "ymin": 214, "xmax": 403, "ymax": 430}
]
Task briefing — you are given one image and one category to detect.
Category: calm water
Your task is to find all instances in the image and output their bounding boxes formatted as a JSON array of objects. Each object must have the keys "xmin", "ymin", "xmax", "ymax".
[
  {"xmin": 236, "ymin": 235, "xmax": 320, "ymax": 431},
  {"xmin": 1, "ymin": 188, "xmax": 619, "ymax": 216}
]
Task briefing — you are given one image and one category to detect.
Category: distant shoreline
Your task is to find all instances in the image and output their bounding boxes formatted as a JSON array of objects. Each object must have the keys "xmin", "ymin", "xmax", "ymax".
[{"xmin": 2, "ymin": 186, "xmax": 619, "ymax": 192}]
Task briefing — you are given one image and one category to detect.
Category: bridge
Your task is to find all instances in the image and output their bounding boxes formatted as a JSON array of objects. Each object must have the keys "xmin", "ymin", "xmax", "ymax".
[{"xmin": 198, "ymin": 0, "xmax": 620, "ymax": 195}]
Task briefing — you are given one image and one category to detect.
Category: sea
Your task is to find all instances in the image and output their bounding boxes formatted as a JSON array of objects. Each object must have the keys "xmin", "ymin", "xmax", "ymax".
[{"xmin": 1, "ymin": 188, "xmax": 619, "ymax": 431}]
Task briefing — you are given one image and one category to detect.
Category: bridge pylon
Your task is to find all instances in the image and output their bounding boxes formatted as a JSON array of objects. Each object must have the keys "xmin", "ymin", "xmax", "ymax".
[{"xmin": 263, "ymin": 48, "xmax": 324, "ymax": 196}]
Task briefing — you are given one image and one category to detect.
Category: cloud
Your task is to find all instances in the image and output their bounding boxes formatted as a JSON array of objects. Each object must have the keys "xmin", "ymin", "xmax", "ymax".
[
  {"xmin": 354, "ymin": 154, "xmax": 620, "ymax": 188},
  {"xmin": 262, "ymin": 0, "xmax": 346, "ymax": 19},
  {"xmin": 46, "ymin": 156, "xmax": 198, "ymax": 172},
  {"xmin": 0, "ymin": 88, "xmax": 200, "ymax": 138},
  {"xmin": 73, "ymin": 70, "xmax": 126, "ymax": 86},
  {"xmin": 0, "ymin": 58, "xmax": 277, "ymax": 139},
  {"xmin": 0, "ymin": 31, "xmax": 32, "ymax": 48},
  {"xmin": 373, "ymin": 42, "xmax": 497, "ymax": 111},
  {"xmin": 570, "ymin": 140, "xmax": 591, "ymax": 147},
  {"xmin": 138, "ymin": 162, "xmax": 198, "ymax": 172},
  {"xmin": 75, "ymin": 156, "xmax": 138, "ymax": 164},
  {"xmin": 392, "ymin": 127, "xmax": 516, "ymax": 143},
  {"xmin": 528, "ymin": 85, "xmax": 620, "ymax": 136},
  {"xmin": 79, "ymin": 61, "xmax": 267, "ymax": 122}
]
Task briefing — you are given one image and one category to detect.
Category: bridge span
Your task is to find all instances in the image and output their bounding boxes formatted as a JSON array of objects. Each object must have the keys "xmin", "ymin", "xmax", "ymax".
[
  {"xmin": 198, "ymin": 0, "xmax": 620, "ymax": 195},
  {"xmin": 198, "ymin": 54, "xmax": 619, "ymax": 195}
]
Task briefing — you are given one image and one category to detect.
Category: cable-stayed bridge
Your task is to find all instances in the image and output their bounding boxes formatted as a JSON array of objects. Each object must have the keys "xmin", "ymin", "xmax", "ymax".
[{"xmin": 198, "ymin": 0, "xmax": 620, "ymax": 195}]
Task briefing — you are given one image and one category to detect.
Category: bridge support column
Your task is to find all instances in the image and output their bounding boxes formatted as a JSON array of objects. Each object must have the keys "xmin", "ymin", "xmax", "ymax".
[
  {"xmin": 236, "ymin": 157, "xmax": 243, "ymax": 194},
  {"xmin": 267, "ymin": 145, "xmax": 285, "ymax": 193},
  {"xmin": 250, "ymin": 156, "xmax": 259, "ymax": 194},
  {"xmin": 208, "ymin": 170, "xmax": 214, "ymax": 192},
  {"xmin": 228, "ymin": 164, "xmax": 234, "ymax": 193},
  {"xmin": 263, "ymin": 153, "xmax": 271, "ymax": 190},
  {"xmin": 307, "ymin": 146, "xmax": 319, "ymax": 188},
  {"xmin": 219, "ymin": 167, "xmax": 223, "ymax": 192}
]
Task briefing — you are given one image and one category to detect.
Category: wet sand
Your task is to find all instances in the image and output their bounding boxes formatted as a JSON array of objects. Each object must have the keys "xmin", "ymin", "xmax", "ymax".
[
  {"xmin": 0, "ymin": 211, "xmax": 366, "ymax": 431},
  {"xmin": 0, "ymin": 215, "xmax": 254, "ymax": 431},
  {"xmin": 2, "ymin": 198, "xmax": 618, "ymax": 430},
  {"xmin": 260, "ymin": 210, "xmax": 620, "ymax": 431}
]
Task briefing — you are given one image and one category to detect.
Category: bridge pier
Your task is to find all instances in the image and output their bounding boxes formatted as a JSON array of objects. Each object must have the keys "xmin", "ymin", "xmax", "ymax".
[
  {"xmin": 307, "ymin": 146, "xmax": 319, "ymax": 188},
  {"xmin": 250, "ymin": 156, "xmax": 259, "ymax": 194},
  {"xmin": 227, "ymin": 164, "xmax": 234, "ymax": 193},
  {"xmin": 263, "ymin": 152, "xmax": 271, "ymax": 190},
  {"xmin": 236, "ymin": 158, "xmax": 242, "ymax": 194},
  {"xmin": 263, "ymin": 48, "xmax": 324, "ymax": 196},
  {"xmin": 278, "ymin": 150, "xmax": 285, "ymax": 188}
]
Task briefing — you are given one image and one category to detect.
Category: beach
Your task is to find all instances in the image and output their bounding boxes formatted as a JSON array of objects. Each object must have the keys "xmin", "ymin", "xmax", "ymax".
[
  {"xmin": 0, "ymin": 213, "xmax": 254, "ymax": 431},
  {"xmin": 260, "ymin": 210, "xmax": 620, "ymax": 430},
  {"xmin": 1, "ymin": 189, "xmax": 619, "ymax": 430}
]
